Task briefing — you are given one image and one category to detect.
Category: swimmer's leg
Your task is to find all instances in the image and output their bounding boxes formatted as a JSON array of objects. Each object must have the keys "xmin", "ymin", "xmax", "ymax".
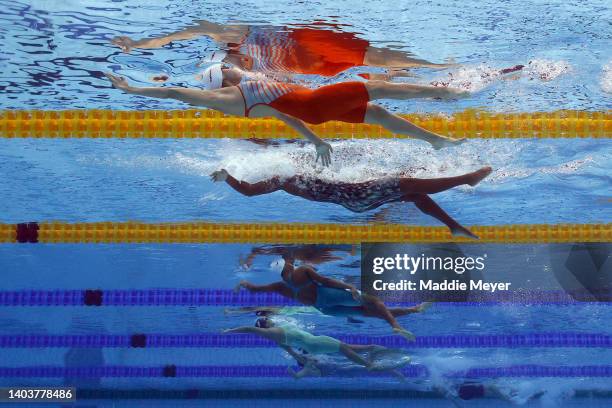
[
  {"xmin": 344, "ymin": 344, "xmax": 384, "ymax": 352},
  {"xmin": 389, "ymin": 302, "xmax": 432, "ymax": 317},
  {"xmin": 403, "ymin": 193, "xmax": 478, "ymax": 239},
  {"xmin": 366, "ymin": 80, "xmax": 469, "ymax": 101},
  {"xmin": 399, "ymin": 167, "xmax": 492, "ymax": 194},
  {"xmin": 339, "ymin": 343, "xmax": 372, "ymax": 368},
  {"xmin": 364, "ymin": 47, "xmax": 455, "ymax": 70},
  {"xmin": 364, "ymin": 104, "xmax": 464, "ymax": 149},
  {"xmin": 360, "ymin": 295, "xmax": 416, "ymax": 341}
]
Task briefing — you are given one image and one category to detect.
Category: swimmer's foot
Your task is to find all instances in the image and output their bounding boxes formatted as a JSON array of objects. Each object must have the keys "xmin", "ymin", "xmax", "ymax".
[
  {"xmin": 450, "ymin": 225, "xmax": 480, "ymax": 240},
  {"xmin": 393, "ymin": 328, "xmax": 416, "ymax": 342},
  {"xmin": 415, "ymin": 302, "xmax": 433, "ymax": 313},
  {"xmin": 467, "ymin": 166, "xmax": 493, "ymax": 186},
  {"xmin": 432, "ymin": 137, "xmax": 467, "ymax": 150}
]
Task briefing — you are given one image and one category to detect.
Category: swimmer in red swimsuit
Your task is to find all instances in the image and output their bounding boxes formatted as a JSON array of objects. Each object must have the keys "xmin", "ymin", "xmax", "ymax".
[
  {"xmin": 210, "ymin": 166, "xmax": 492, "ymax": 239},
  {"xmin": 111, "ymin": 20, "xmax": 453, "ymax": 77},
  {"xmin": 106, "ymin": 73, "xmax": 468, "ymax": 165}
]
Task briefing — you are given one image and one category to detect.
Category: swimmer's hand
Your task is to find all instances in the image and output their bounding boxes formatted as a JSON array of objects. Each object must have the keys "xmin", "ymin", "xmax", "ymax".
[
  {"xmin": 393, "ymin": 328, "xmax": 416, "ymax": 342},
  {"xmin": 315, "ymin": 142, "xmax": 332, "ymax": 167},
  {"xmin": 111, "ymin": 36, "xmax": 136, "ymax": 53},
  {"xmin": 210, "ymin": 169, "xmax": 229, "ymax": 182},
  {"xmin": 288, "ymin": 361, "xmax": 321, "ymax": 379},
  {"xmin": 105, "ymin": 73, "xmax": 130, "ymax": 91},
  {"xmin": 238, "ymin": 255, "xmax": 252, "ymax": 270}
]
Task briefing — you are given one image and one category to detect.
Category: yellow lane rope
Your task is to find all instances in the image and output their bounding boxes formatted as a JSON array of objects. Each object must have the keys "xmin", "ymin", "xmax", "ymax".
[
  {"xmin": 0, "ymin": 109, "xmax": 609, "ymax": 139},
  {"xmin": 3, "ymin": 222, "xmax": 609, "ymax": 244}
]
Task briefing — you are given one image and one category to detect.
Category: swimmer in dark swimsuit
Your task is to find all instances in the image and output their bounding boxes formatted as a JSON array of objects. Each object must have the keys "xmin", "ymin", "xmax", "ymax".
[
  {"xmin": 211, "ymin": 166, "xmax": 492, "ymax": 238},
  {"xmin": 106, "ymin": 73, "xmax": 468, "ymax": 166},
  {"xmin": 234, "ymin": 255, "xmax": 431, "ymax": 340}
]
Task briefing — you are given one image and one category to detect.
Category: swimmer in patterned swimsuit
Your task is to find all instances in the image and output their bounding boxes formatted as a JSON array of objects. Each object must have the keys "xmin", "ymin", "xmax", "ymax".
[
  {"xmin": 106, "ymin": 72, "xmax": 468, "ymax": 166},
  {"xmin": 210, "ymin": 166, "xmax": 492, "ymax": 238}
]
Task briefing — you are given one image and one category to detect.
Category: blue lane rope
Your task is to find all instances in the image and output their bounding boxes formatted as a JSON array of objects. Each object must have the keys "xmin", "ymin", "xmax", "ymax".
[
  {"xmin": 0, "ymin": 333, "xmax": 610, "ymax": 348},
  {"xmin": 1, "ymin": 365, "xmax": 611, "ymax": 378},
  {"xmin": 0, "ymin": 289, "xmax": 609, "ymax": 306}
]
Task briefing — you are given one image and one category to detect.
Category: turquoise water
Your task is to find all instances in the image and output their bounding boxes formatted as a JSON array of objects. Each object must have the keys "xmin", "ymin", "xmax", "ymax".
[{"xmin": 0, "ymin": 0, "xmax": 611, "ymax": 406}]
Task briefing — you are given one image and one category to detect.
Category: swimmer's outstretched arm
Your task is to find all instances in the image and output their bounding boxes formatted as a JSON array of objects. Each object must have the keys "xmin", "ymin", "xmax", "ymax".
[
  {"xmin": 223, "ymin": 326, "xmax": 285, "ymax": 344},
  {"xmin": 111, "ymin": 20, "xmax": 247, "ymax": 52},
  {"xmin": 210, "ymin": 170, "xmax": 283, "ymax": 196},
  {"xmin": 106, "ymin": 74, "xmax": 236, "ymax": 113}
]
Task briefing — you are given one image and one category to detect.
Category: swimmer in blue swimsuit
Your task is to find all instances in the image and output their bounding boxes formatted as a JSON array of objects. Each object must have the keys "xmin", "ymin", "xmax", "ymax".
[
  {"xmin": 235, "ymin": 254, "xmax": 431, "ymax": 340},
  {"xmin": 211, "ymin": 166, "xmax": 492, "ymax": 239},
  {"xmin": 224, "ymin": 317, "xmax": 391, "ymax": 373}
]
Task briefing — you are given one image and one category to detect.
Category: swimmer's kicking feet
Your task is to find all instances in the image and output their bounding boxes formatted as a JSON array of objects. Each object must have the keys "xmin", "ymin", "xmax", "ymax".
[
  {"xmin": 211, "ymin": 167, "xmax": 492, "ymax": 238},
  {"xmin": 106, "ymin": 73, "xmax": 467, "ymax": 166}
]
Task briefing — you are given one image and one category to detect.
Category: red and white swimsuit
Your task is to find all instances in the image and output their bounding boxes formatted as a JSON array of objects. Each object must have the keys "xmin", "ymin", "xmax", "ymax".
[
  {"xmin": 237, "ymin": 80, "xmax": 371, "ymax": 125},
  {"xmin": 233, "ymin": 25, "xmax": 370, "ymax": 77}
]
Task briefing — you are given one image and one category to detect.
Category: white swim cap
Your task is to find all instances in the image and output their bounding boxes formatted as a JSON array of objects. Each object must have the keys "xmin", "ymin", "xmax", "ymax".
[{"xmin": 200, "ymin": 63, "xmax": 224, "ymax": 89}]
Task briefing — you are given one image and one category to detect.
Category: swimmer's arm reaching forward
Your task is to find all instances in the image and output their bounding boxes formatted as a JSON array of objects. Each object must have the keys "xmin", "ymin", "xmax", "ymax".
[
  {"xmin": 111, "ymin": 20, "xmax": 247, "ymax": 52},
  {"xmin": 266, "ymin": 111, "xmax": 333, "ymax": 167},
  {"xmin": 105, "ymin": 73, "xmax": 245, "ymax": 116},
  {"xmin": 106, "ymin": 74, "xmax": 333, "ymax": 165},
  {"xmin": 210, "ymin": 170, "xmax": 283, "ymax": 196}
]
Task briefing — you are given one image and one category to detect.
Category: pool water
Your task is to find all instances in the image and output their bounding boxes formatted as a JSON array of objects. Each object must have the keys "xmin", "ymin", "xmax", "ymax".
[{"xmin": 0, "ymin": 0, "xmax": 611, "ymax": 406}]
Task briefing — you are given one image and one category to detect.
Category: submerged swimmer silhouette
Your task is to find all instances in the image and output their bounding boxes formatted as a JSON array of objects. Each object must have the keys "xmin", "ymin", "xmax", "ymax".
[
  {"xmin": 234, "ymin": 255, "xmax": 431, "ymax": 340},
  {"xmin": 240, "ymin": 244, "xmax": 355, "ymax": 270},
  {"xmin": 211, "ymin": 166, "xmax": 492, "ymax": 238},
  {"xmin": 224, "ymin": 317, "xmax": 393, "ymax": 374},
  {"xmin": 106, "ymin": 73, "xmax": 467, "ymax": 166},
  {"xmin": 111, "ymin": 20, "xmax": 453, "ymax": 77}
]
